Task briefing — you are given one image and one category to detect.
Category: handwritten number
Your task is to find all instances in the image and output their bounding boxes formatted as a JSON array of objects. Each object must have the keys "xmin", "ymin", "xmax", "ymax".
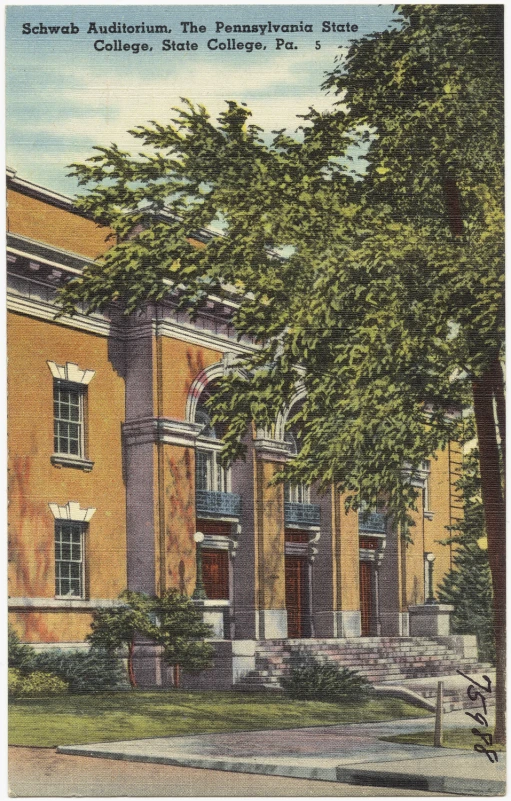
[
  {"xmin": 457, "ymin": 670, "xmax": 492, "ymax": 694},
  {"xmin": 474, "ymin": 743, "xmax": 498, "ymax": 763},
  {"xmin": 471, "ymin": 728, "xmax": 494, "ymax": 746},
  {"xmin": 467, "ymin": 685, "xmax": 488, "ymax": 714},
  {"xmin": 465, "ymin": 711, "xmax": 488, "ymax": 727}
]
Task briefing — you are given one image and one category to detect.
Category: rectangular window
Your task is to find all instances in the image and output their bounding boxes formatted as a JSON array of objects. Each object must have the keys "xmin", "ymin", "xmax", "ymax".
[
  {"xmin": 196, "ymin": 450, "xmax": 230, "ymax": 492},
  {"xmin": 421, "ymin": 460, "xmax": 431, "ymax": 512},
  {"xmin": 53, "ymin": 382, "xmax": 85, "ymax": 456},
  {"xmin": 55, "ymin": 521, "xmax": 85, "ymax": 598},
  {"xmin": 284, "ymin": 483, "xmax": 310, "ymax": 504}
]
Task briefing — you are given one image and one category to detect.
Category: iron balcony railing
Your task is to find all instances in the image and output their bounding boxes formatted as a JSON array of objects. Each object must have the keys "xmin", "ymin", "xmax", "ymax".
[
  {"xmin": 196, "ymin": 490, "xmax": 241, "ymax": 518},
  {"xmin": 358, "ymin": 511, "xmax": 387, "ymax": 534},
  {"xmin": 284, "ymin": 502, "xmax": 321, "ymax": 527}
]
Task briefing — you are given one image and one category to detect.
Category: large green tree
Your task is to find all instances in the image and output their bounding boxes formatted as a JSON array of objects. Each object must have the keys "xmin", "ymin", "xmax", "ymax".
[{"xmin": 59, "ymin": 6, "xmax": 504, "ymax": 740}]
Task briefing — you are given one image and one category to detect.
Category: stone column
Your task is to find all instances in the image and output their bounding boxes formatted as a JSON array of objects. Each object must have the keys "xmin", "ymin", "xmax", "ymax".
[
  {"xmin": 253, "ymin": 437, "xmax": 288, "ymax": 639},
  {"xmin": 313, "ymin": 489, "xmax": 361, "ymax": 638},
  {"xmin": 335, "ymin": 493, "xmax": 362, "ymax": 637}
]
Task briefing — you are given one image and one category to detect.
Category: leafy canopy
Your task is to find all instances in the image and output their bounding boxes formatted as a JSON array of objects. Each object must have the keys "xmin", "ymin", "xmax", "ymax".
[{"xmin": 59, "ymin": 5, "xmax": 503, "ymax": 525}]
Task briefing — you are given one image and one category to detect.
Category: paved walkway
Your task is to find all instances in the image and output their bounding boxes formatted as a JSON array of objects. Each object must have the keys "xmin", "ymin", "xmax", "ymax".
[
  {"xmin": 58, "ymin": 711, "xmax": 505, "ymax": 796},
  {"xmin": 8, "ymin": 746, "xmax": 441, "ymax": 797}
]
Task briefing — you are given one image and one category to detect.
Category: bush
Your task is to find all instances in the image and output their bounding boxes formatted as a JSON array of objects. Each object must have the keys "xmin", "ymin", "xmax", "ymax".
[
  {"xmin": 32, "ymin": 648, "xmax": 128, "ymax": 693},
  {"xmin": 8, "ymin": 626, "xmax": 36, "ymax": 674},
  {"xmin": 281, "ymin": 659, "xmax": 372, "ymax": 702},
  {"xmin": 9, "ymin": 668, "xmax": 68, "ymax": 698}
]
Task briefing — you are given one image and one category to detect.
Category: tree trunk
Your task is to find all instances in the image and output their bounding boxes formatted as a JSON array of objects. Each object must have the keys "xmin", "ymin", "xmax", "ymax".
[
  {"xmin": 173, "ymin": 663, "xmax": 181, "ymax": 689},
  {"xmin": 127, "ymin": 640, "xmax": 137, "ymax": 689},
  {"xmin": 472, "ymin": 369, "xmax": 506, "ymax": 745},
  {"xmin": 490, "ymin": 356, "xmax": 506, "ymax": 475}
]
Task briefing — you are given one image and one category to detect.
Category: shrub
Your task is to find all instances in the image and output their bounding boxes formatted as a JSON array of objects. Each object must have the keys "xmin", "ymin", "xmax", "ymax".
[
  {"xmin": 32, "ymin": 648, "xmax": 128, "ymax": 693},
  {"xmin": 9, "ymin": 668, "xmax": 68, "ymax": 698},
  {"xmin": 281, "ymin": 659, "xmax": 372, "ymax": 702},
  {"xmin": 8, "ymin": 626, "xmax": 36, "ymax": 674}
]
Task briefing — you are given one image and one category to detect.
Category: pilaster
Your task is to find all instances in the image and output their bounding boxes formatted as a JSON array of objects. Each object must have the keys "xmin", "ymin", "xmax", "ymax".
[{"xmin": 253, "ymin": 441, "xmax": 287, "ymax": 639}]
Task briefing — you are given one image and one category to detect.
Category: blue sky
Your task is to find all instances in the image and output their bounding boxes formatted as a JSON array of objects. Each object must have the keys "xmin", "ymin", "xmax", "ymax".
[{"xmin": 6, "ymin": 5, "xmax": 398, "ymax": 196}]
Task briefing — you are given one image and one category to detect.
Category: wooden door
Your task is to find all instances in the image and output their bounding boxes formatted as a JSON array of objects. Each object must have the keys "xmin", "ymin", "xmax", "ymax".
[
  {"xmin": 285, "ymin": 555, "xmax": 310, "ymax": 638},
  {"xmin": 202, "ymin": 549, "xmax": 229, "ymax": 600},
  {"xmin": 359, "ymin": 561, "xmax": 373, "ymax": 636}
]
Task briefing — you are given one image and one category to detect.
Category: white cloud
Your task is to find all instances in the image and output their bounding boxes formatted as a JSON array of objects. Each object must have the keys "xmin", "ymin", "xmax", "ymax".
[{"xmin": 19, "ymin": 43, "xmax": 347, "ymax": 149}]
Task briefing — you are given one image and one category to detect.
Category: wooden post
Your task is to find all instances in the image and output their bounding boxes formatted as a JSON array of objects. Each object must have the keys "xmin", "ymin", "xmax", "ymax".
[{"xmin": 434, "ymin": 680, "xmax": 443, "ymax": 747}]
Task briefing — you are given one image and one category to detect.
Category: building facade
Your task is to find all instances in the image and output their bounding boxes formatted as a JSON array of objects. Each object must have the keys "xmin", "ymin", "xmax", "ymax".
[{"xmin": 7, "ymin": 169, "xmax": 464, "ymax": 686}]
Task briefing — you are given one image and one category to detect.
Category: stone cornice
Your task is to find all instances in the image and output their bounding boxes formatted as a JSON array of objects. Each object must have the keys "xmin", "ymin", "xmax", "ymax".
[
  {"xmin": 7, "ymin": 287, "xmax": 114, "ymax": 337},
  {"xmin": 123, "ymin": 417, "xmax": 203, "ymax": 447},
  {"xmin": 253, "ymin": 437, "xmax": 292, "ymax": 463}
]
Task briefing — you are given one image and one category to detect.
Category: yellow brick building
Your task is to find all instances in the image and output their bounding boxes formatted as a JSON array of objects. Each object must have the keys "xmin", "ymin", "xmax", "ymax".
[{"xmin": 7, "ymin": 169, "xmax": 467, "ymax": 687}]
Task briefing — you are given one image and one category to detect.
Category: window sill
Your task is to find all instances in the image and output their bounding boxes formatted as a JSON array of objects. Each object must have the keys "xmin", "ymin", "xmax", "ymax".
[
  {"xmin": 51, "ymin": 453, "xmax": 94, "ymax": 472},
  {"xmin": 424, "ymin": 510, "xmax": 435, "ymax": 521}
]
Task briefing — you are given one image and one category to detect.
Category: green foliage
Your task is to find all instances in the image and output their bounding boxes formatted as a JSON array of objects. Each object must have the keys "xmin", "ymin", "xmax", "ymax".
[
  {"xmin": 9, "ymin": 668, "xmax": 69, "ymax": 698},
  {"xmin": 8, "ymin": 626, "xmax": 127, "ymax": 692},
  {"xmin": 56, "ymin": 6, "xmax": 503, "ymax": 531},
  {"xmin": 438, "ymin": 435, "xmax": 495, "ymax": 662},
  {"xmin": 281, "ymin": 659, "xmax": 372, "ymax": 703},
  {"xmin": 152, "ymin": 589, "xmax": 214, "ymax": 672},
  {"xmin": 8, "ymin": 625, "xmax": 36, "ymax": 673},
  {"xmin": 31, "ymin": 649, "xmax": 128, "ymax": 693},
  {"xmin": 87, "ymin": 590, "xmax": 214, "ymax": 684},
  {"xmin": 87, "ymin": 591, "xmax": 158, "ymax": 652}
]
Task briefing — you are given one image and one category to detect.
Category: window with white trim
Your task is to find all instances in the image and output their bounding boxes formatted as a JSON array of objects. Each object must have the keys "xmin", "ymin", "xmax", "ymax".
[
  {"xmin": 47, "ymin": 361, "xmax": 95, "ymax": 468},
  {"xmin": 196, "ymin": 449, "xmax": 231, "ymax": 493},
  {"xmin": 421, "ymin": 460, "xmax": 432, "ymax": 514},
  {"xmin": 55, "ymin": 520, "xmax": 86, "ymax": 598},
  {"xmin": 284, "ymin": 429, "xmax": 310, "ymax": 504},
  {"xmin": 54, "ymin": 381, "xmax": 85, "ymax": 457},
  {"xmin": 195, "ymin": 392, "xmax": 231, "ymax": 493}
]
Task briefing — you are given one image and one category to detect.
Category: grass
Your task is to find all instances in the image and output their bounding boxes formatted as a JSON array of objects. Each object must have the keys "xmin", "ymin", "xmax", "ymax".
[
  {"xmin": 9, "ymin": 690, "xmax": 429, "ymax": 747},
  {"xmin": 382, "ymin": 728, "xmax": 505, "ymax": 752}
]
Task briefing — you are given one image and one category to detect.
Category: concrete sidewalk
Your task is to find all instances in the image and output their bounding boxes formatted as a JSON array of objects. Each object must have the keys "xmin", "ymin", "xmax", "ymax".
[{"xmin": 58, "ymin": 712, "xmax": 505, "ymax": 796}]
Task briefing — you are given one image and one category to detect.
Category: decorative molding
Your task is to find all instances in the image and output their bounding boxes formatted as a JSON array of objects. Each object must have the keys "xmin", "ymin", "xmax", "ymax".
[
  {"xmin": 7, "ymin": 290, "xmax": 114, "ymax": 337},
  {"xmin": 7, "ymin": 233, "xmax": 90, "ymax": 274},
  {"xmin": 424, "ymin": 510, "xmax": 435, "ymax": 521},
  {"xmin": 123, "ymin": 416, "xmax": 203, "ymax": 448},
  {"xmin": 47, "ymin": 360, "xmax": 96, "ymax": 385},
  {"xmin": 51, "ymin": 454, "xmax": 94, "ymax": 472},
  {"xmin": 203, "ymin": 534, "xmax": 230, "ymax": 550},
  {"xmin": 48, "ymin": 501, "xmax": 96, "ymax": 522},
  {"xmin": 285, "ymin": 541, "xmax": 309, "ymax": 556},
  {"xmin": 274, "ymin": 382, "xmax": 307, "ymax": 442},
  {"xmin": 8, "ymin": 597, "xmax": 122, "ymax": 610},
  {"xmin": 253, "ymin": 437, "xmax": 292, "ymax": 463},
  {"xmin": 7, "ymin": 286, "xmax": 256, "ymax": 354},
  {"xmin": 185, "ymin": 361, "xmax": 227, "ymax": 424}
]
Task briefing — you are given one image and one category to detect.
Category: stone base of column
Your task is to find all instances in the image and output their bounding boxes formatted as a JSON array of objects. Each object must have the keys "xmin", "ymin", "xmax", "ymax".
[
  {"xmin": 409, "ymin": 604, "xmax": 454, "ymax": 636},
  {"xmin": 193, "ymin": 600, "xmax": 228, "ymax": 639},
  {"xmin": 231, "ymin": 640, "xmax": 257, "ymax": 683},
  {"xmin": 258, "ymin": 609, "xmax": 288, "ymax": 639},
  {"xmin": 132, "ymin": 642, "xmax": 165, "ymax": 687},
  {"xmin": 380, "ymin": 611, "xmax": 410, "ymax": 636},
  {"xmin": 333, "ymin": 611, "xmax": 362, "ymax": 638}
]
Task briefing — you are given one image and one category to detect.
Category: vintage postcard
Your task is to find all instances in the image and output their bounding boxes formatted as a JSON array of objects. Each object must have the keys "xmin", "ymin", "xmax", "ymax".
[{"xmin": 6, "ymin": 4, "xmax": 505, "ymax": 797}]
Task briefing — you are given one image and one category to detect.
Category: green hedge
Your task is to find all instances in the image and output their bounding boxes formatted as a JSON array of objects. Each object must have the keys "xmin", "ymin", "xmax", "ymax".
[
  {"xmin": 8, "ymin": 626, "xmax": 127, "ymax": 693},
  {"xmin": 282, "ymin": 659, "xmax": 372, "ymax": 702},
  {"xmin": 30, "ymin": 649, "xmax": 128, "ymax": 693},
  {"xmin": 9, "ymin": 668, "xmax": 69, "ymax": 698}
]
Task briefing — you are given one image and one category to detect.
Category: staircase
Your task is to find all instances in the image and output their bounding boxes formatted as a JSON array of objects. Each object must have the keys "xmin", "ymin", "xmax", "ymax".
[{"xmin": 234, "ymin": 636, "xmax": 494, "ymax": 711}]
